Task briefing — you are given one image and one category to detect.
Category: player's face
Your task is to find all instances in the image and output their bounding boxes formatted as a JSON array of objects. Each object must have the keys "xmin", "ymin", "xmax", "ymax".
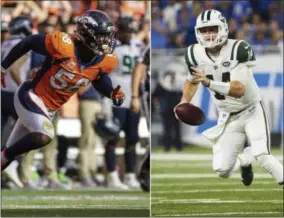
[{"xmin": 198, "ymin": 26, "xmax": 218, "ymax": 42}]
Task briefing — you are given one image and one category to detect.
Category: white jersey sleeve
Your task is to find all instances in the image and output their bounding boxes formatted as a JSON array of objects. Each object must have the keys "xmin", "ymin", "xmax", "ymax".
[
  {"xmin": 2, "ymin": 38, "xmax": 31, "ymax": 93},
  {"xmin": 184, "ymin": 44, "xmax": 198, "ymax": 82}
]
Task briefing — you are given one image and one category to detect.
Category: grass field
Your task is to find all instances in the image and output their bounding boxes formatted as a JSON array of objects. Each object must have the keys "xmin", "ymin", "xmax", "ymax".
[
  {"xmin": 1, "ymin": 188, "xmax": 150, "ymax": 217},
  {"xmin": 151, "ymin": 146, "xmax": 283, "ymax": 217}
]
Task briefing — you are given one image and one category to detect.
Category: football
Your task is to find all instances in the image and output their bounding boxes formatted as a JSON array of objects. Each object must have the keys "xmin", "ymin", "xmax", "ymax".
[{"xmin": 175, "ymin": 103, "xmax": 206, "ymax": 126}]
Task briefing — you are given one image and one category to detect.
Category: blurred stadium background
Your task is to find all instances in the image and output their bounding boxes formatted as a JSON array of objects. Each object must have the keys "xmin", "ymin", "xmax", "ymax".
[
  {"xmin": 151, "ymin": 0, "xmax": 283, "ymax": 217},
  {"xmin": 1, "ymin": 0, "xmax": 150, "ymax": 217}
]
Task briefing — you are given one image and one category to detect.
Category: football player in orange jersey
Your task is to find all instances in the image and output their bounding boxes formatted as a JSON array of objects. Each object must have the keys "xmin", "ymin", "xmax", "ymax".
[{"xmin": 1, "ymin": 10, "xmax": 125, "ymax": 171}]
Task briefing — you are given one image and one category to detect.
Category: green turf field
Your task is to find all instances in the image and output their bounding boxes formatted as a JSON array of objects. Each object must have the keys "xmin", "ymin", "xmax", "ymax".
[
  {"xmin": 151, "ymin": 147, "xmax": 283, "ymax": 217},
  {"xmin": 1, "ymin": 188, "xmax": 150, "ymax": 217}
]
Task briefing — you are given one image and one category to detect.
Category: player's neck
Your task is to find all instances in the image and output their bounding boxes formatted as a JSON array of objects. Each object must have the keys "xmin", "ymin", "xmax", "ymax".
[
  {"xmin": 76, "ymin": 43, "xmax": 96, "ymax": 63},
  {"xmin": 206, "ymin": 40, "xmax": 227, "ymax": 56}
]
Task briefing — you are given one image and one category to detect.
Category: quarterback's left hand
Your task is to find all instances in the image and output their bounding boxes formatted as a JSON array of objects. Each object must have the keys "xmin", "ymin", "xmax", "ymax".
[
  {"xmin": 191, "ymin": 67, "xmax": 210, "ymax": 87},
  {"xmin": 111, "ymin": 85, "xmax": 125, "ymax": 106}
]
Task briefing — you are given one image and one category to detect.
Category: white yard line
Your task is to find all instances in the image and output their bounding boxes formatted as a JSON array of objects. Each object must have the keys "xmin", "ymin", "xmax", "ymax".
[
  {"xmin": 2, "ymin": 205, "xmax": 149, "ymax": 210},
  {"xmin": 151, "ymin": 173, "xmax": 273, "ymax": 179},
  {"xmin": 152, "ymin": 181, "xmax": 273, "ymax": 186},
  {"xmin": 2, "ymin": 195, "xmax": 149, "ymax": 201},
  {"xmin": 152, "ymin": 199, "xmax": 283, "ymax": 204},
  {"xmin": 153, "ymin": 188, "xmax": 280, "ymax": 194},
  {"xmin": 156, "ymin": 211, "xmax": 282, "ymax": 217},
  {"xmin": 152, "ymin": 153, "xmax": 283, "ymax": 161}
]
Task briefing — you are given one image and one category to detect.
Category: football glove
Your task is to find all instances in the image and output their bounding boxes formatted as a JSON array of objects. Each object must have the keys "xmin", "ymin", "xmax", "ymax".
[{"xmin": 111, "ymin": 85, "xmax": 125, "ymax": 106}]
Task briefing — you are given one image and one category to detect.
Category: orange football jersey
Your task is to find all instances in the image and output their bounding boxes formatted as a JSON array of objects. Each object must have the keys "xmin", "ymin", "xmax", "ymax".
[{"xmin": 32, "ymin": 31, "xmax": 117, "ymax": 111}]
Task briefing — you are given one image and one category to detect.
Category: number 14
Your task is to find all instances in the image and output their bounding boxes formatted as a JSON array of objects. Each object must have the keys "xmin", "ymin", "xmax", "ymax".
[{"xmin": 206, "ymin": 72, "xmax": 230, "ymax": 100}]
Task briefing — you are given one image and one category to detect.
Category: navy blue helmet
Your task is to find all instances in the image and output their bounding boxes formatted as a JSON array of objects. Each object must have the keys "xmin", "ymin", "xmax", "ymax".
[
  {"xmin": 9, "ymin": 16, "xmax": 33, "ymax": 37},
  {"xmin": 76, "ymin": 10, "xmax": 116, "ymax": 55},
  {"xmin": 93, "ymin": 114, "xmax": 121, "ymax": 140}
]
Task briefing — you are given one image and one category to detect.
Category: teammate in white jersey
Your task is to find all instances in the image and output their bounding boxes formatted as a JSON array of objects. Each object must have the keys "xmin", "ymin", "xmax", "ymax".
[
  {"xmin": 175, "ymin": 10, "xmax": 283, "ymax": 186},
  {"xmin": 105, "ymin": 17, "xmax": 143, "ymax": 189},
  {"xmin": 1, "ymin": 16, "xmax": 33, "ymax": 189}
]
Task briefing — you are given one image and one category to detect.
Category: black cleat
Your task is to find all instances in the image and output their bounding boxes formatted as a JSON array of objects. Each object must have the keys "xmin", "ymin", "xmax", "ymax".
[
  {"xmin": 138, "ymin": 169, "xmax": 150, "ymax": 192},
  {"xmin": 241, "ymin": 164, "xmax": 254, "ymax": 186}
]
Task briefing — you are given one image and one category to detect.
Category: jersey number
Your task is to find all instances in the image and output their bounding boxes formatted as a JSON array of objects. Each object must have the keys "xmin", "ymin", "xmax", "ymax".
[
  {"xmin": 206, "ymin": 72, "xmax": 230, "ymax": 100},
  {"xmin": 122, "ymin": 55, "xmax": 138, "ymax": 75},
  {"xmin": 50, "ymin": 69, "xmax": 89, "ymax": 92}
]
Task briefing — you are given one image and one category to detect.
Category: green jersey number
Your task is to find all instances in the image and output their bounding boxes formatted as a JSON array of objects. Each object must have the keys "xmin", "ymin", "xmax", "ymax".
[
  {"xmin": 122, "ymin": 55, "xmax": 138, "ymax": 75},
  {"xmin": 206, "ymin": 72, "xmax": 230, "ymax": 100}
]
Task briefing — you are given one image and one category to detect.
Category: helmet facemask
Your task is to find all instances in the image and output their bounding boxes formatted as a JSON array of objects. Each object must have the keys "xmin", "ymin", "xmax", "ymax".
[
  {"xmin": 196, "ymin": 25, "xmax": 226, "ymax": 48},
  {"xmin": 195, "ymin": 10, "xmax": 229, "ymax": 49},
  {"xmin": 76, "ymin": 21, "xmax": 116, "ymax": 56}
]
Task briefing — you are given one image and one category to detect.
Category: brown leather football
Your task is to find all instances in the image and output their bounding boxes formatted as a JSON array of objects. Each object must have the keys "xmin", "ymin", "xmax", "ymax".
[{"xmin": 175, "ymin": 103, "xmax": 206, "ymax": 125}]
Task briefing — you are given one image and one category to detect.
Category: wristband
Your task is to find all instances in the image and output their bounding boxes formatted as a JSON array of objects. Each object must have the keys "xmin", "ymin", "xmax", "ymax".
[
  {"xmin": 132, "ymin": 96, "xmax": 139, "ymax": 99},
  {"xmin": 208, "ymin": 80, "xmax": 230, "ymax": 95}
]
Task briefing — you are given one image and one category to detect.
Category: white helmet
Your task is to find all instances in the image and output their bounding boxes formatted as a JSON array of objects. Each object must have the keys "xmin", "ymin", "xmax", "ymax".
[{"xmin": 195, "ymin": 10, "xmax": 228, "ymax": 48}]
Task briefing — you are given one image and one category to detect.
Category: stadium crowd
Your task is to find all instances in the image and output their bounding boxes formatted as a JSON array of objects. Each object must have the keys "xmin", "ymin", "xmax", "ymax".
[
  {"xmin": 152, "ymin": 0, "xmax": 283, "ymax": 50},
  {"xmin": 1, "ymin": 0, "xmax": 150, "ymax": 190}
]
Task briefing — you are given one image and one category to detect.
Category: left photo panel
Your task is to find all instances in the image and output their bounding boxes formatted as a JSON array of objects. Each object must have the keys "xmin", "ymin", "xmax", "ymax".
[{"xmin": 1, "ymin": 1, "xmax": 150, "ymax": 217}]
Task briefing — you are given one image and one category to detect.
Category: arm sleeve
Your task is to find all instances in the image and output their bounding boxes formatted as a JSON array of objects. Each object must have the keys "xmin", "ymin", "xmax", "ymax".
[
  {"xmin": 92, "ymin": 73, "xmax": 114, "ymax": 98},
  {"xmin": 184, "ymin": 45, "xmax": 198, "ymax": 82},
  {"xmin": 230, "ymin": 63, "xmax": 251, "ymax": 86},
  {"xmin": 236, "ymin": 40, "xmax": 256, "ymax": 68},
  {"xmin": 1, "ymin": 34, "xmax": 49, "ymax": 70}
]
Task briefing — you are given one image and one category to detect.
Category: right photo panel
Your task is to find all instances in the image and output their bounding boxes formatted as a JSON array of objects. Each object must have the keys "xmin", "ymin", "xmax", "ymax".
[{"xmin": 151, "ymin": 0, "xmax": 283, "ymax": 217}]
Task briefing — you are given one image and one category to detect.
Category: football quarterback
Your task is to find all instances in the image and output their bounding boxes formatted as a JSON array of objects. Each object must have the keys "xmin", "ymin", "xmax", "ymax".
[{"xmin": 174, "ymin": 9, "xmax": 283, "ymax": 186}]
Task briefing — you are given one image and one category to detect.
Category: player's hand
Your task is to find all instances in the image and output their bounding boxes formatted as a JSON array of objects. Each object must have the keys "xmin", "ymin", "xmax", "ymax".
[
  {"xmin": 1, "ymin": 71, "xmax": 6, "ymax": 88},
  {"xmin": 173, "ymin": 100, "xmax": 187, "ymax": 120},
  {"xmin": 130, "ymin": 97, "xmax": 140, "ymax": 113},
  {"xmin": 191, "ymin": 67, "xmax": 210, "ymax": 87},
  {"xmin": 111, "ymin": 85, "xmax": 125, "ymax": 106}
]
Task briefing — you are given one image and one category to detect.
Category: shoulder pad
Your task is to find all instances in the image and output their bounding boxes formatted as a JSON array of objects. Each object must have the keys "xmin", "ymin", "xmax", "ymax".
[
  {"xmin": 45, "ymin": 31, "xmax": 74, "ymax": 59},
  {"xmin": 231, "ymin": 40, "xmax": 255, "ymax": 63},
  {"xmin": 101, "ymin": 54, "xmax": 118, "ymax": 73},
  {"xmin": 184, "ymin": 44, "xmax": 198, "ymax": 74}
]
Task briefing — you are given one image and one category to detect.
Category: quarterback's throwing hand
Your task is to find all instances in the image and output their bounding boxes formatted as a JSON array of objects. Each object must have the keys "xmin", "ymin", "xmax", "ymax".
[
  {"xmin": 191, "ymin": 67, "xmax": 210, "ymax": 87},
  {"xmin": 111, "ymin": 85, "xmax": 125, "ymax": 106}
]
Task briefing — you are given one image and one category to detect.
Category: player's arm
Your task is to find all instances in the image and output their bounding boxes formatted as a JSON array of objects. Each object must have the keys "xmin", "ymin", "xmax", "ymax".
[
  {"xmin": 191, "ymin": 41, "xmax": 255, "ymax": 98},
  {"xmin": 9, "ymin": 54, "xmax": 28, "ymax": 86},
  {"xmin": 179, "ymin": 45, "xmax": 200, "ymax": 103},
  {"xmin": 131, "ymin": 46, "xmax": 149, "ymax": 112},
  {"xmin": 1, "ymin": 34, "xmax": 48, "ymax": 87},
  {"xmin": 92, "ymin": 74, "xmax": 125, "ymax": 106},
  {"xmin": 181, "ymin": 79, "xmax": 199, "ymax": 103},
  {"xmin": 191, "ymin": 66, "xmax": 245, "ymax": 98}
]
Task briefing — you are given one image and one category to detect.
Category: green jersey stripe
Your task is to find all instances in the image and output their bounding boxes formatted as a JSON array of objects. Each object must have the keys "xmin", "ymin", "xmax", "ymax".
[
  {"xmin": 190, "ymin": 44, "xmax": 198, "ymax": 66},
  {"xmin": 230, "ymin": 41, "xmax": 238, "ymax": 60}
]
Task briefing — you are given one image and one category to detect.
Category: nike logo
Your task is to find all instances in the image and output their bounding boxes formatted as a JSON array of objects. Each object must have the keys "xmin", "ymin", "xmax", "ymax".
[{"xmin": 244, "ymin": 45, "xmax": 250, "ymax": 49}]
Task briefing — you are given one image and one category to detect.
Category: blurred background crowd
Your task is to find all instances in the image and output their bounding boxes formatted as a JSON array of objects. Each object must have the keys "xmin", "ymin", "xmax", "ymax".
[
  {"xmin": 152, "ymin": 0, "xmax": 283, "ymax": 52},
  {"xmin": 1, "ymin": 0, "xmax": 150, "ymax": 190}
]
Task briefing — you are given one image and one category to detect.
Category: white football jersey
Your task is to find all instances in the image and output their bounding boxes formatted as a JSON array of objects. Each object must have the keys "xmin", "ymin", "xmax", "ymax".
[
  {"xmin": 185, "ymin": 39, "xmax": 261, "ymax": 113},
  {"xmin": 2, "ymin": 37, "xmax": 31, "ymax": 93},
  {"xmin": 110, "ymin": 37, "xmax": 143, "ymax": 108}
]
